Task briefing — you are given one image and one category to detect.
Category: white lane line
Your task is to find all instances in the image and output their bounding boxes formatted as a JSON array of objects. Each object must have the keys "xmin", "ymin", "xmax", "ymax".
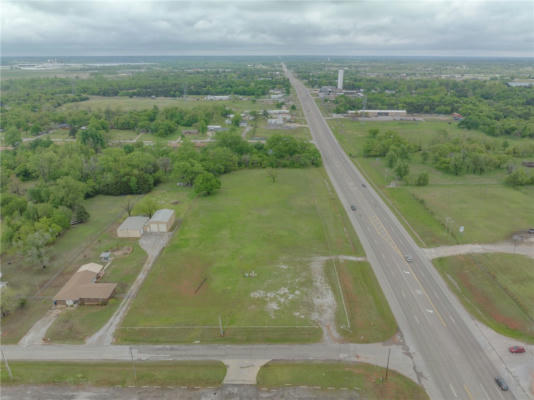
[
  {"xmin": 450, "ymin": 315, "xmax": 456, "ymax": 324},
  {"xmin": 415, "ymin": 289, "xmax": 422, "ymax": 295},
  {"xmin": 403, "ymin": 270, "xmax": 410, "ymax": 274},
  {"xmin": 449, "ymin": 383, "xmax": 458, "ymax": 398},
  {"xmin": 426, "ymin": 309, "xmax": 434, "ymax": 314},
  {"xmin": 479, "ymin": 383, "xmax": 490, "ymax": 400},
  {"xmin": 414, "ymin": 315, "xmax": 420, "ymax": 325}
]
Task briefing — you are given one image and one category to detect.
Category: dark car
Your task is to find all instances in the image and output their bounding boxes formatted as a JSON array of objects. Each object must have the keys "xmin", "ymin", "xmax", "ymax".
[
  {"xmin": 361, "ymin": 183, "xmax": 367, "ymax": 188},
  {"xmin": 509, "ymin": 346, "xmax": 526, "ymax": 353},
  {"xmin": 528, "ymin": 228, "xmax": 534, "ymax": 234},
  {"xmin": 350, "ymin": 205, "xmax": 357, "ymax": 211},
  {"xmin": 495, "ymin": 377, "xmax": 509, "ymax": 391}
]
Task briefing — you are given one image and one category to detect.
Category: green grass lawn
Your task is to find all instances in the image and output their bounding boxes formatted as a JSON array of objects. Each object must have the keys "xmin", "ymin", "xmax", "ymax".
[
  {"xmin": 117, "ymin": 168, "xmax": 372, "ymax": 344},
  {"xmin": 0, "ymin": 361, "xmax": 226, "ymax": 387},
  {"xmin": 326, "ymin": 260, "xmax": 397, "ymax": 343},
  {"xmin": 330, "ymin": 119, "xmax": 534, "ymax": 246},
  {"xmin": 434, "ymin": 253, "xmax": 534, "ymax": 343},
  {"xmin": 257, "ymin": 361, "xmax": 429, "ymax": 399},
  {"xmin": 0, "ymin": 194, "xmax": 141, "ymax": 344}
]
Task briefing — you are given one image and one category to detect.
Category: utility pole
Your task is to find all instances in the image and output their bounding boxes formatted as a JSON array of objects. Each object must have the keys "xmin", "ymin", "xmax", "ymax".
[
  {"xmin": 129, "ymin": 346, "xmax": 137, "ymax": 386},
  {"xmin": 1, "ymin": 348, "xmax": 13, "ymax": 380},
  {"xmin": 218, "ymin": 315, "xmax": 224, "ymax": 337},
  {"xmin": 385, "ymin": 348, "xmax": 391, "ymax": 381}
]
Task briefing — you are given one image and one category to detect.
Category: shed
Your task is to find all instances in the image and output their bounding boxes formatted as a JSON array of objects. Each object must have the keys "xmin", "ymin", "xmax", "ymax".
[
  {"xmin": 145, "ymin": 209, "xmax": 175, "ymax": 233},
  {"xmin": 117, "ymin": 216, "xmax": 149, "ymax": 238},
  {"xmin": 53, "ymin": 263, "xmax": 116, "ymax": 306}
]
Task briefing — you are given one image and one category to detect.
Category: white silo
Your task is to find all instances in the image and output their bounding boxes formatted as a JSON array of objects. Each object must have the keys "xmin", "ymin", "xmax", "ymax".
[{"xmin": 337, "ymin": 69, "xmax": 344, "ymax": 90}]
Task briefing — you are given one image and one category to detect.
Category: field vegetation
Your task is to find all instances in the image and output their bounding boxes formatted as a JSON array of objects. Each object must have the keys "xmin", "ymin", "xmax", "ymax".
[
  {"xmin": 257, "ymin": 361, "xmax": 429, "ymax": 399},
  {"xmin": 115, "ymin": 168, "xmax": 392, "ymax": 344},
  {"xmin": 0, "ymin": 361, "xmax": 226, "ymax": 387},
  {"xmin": 330, "ymin": 119, "xmax": 534, "ymax": 246},
  {"xmin": 434, "ymin": 253, "xmax": 534, "ymax": 343}
]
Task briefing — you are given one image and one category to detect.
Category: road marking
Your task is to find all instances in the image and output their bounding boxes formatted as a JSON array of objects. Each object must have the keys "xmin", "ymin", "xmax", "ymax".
[
  {"xmin": 449, "ymin": 383, "xmax": 458, "ymax": 398},
  {"xmin": 414, "ymin": 315, "xmax": 420, "ymax": 325},
  {"xmin": 479, "ymin": 383, "xmax": 490, "ymax": 400},
  {"xmin": 403, "ymin": 270, "xmax": 411, "ymax": 274},
  {"xmin": 368, "ymin": 214, "xmax": 447, "ymax": 327},
  {"xmin": 426, "ymin": 309, "xmax": 434, "ymax": 314},
  {"xmin": 450, "ymin": 315, "xmax": 456, "ymax": 324},
  {"xmin": 464, "ymin": 384, "xmax": 474, "ymax": 400},
  {"xmin": 415, "ymin": 289, "xmax": 422, "ymax": 295}
]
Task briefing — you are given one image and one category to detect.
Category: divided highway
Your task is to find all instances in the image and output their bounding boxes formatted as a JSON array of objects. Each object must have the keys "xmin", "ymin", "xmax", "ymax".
[{"xmin": 286, "ymin": 65, "xmax": 518, "ymax": 400}]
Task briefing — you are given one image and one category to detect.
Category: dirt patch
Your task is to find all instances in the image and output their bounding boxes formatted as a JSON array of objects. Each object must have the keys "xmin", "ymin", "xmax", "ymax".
[
  {"xmin": 171, "ymin": 200, "xmax": 181, "ymax": 205},
  {"xmin": 250, "ymin": 287, "xmax": 302, "ymax": 318},
  {"xmin": 112, "ymin": 246, "xmax": 132, "ymax": 257}
]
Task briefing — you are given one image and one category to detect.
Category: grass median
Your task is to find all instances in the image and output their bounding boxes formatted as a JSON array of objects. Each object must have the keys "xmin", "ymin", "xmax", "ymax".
[
  {"xmin": 257, "ymin": 361, "xmax": 429, "ymax": 399},
  {"xmin": 0, "ymin": 361, "xmax": 226, "ymax": 387}
]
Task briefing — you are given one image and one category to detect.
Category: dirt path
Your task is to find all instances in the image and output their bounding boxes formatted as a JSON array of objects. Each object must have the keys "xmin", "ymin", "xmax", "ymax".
[
  {"xmin": 424, "ymin": 241, "xmax": 534, "ymax": 260},
  {"xmin": 309, "ymin": 255, "xmax": 366, "ymax": 343},
  {"xmin": 18, "ymin": 309, "xmax": 63, "ymax": 346},
  {"xmin": 86, "ymin": 232, "xmax": 173, "ymax": 345}
]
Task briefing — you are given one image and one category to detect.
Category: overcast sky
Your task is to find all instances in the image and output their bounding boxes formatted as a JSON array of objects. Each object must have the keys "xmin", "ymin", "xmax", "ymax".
[{"xmin": 2, "ymin": 0, "xmax": 533, "ymax": 57}]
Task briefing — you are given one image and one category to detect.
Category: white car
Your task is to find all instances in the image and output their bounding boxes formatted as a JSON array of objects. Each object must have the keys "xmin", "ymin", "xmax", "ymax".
[{"xmin": 405, "ymin": 255, "xmax": 413, "ymax": 262}]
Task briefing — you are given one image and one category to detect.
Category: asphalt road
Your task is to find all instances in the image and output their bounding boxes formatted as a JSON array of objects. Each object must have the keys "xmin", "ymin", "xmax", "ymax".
[{"xmin": 285, "ymin": 65, "xmax": 521, "ymax": 400}]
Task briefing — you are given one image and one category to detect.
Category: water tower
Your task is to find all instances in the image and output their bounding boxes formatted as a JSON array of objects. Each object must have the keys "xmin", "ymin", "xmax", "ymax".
[{"xmin": 337, "ymin": 69, "xmax": 344, "ymax": 90}]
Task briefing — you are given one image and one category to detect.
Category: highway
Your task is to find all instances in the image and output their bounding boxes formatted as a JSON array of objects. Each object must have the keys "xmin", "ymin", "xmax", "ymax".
[{"xmin": 285, "ymin": 64, "xmax": 519, "ymax": 400}]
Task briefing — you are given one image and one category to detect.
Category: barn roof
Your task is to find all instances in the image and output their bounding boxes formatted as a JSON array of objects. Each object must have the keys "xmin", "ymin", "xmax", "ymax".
[
  {"xmin": 117, "ymin": 216, "xmax": 149, "ymax": 231},
  {"xmin": 149, "ymin": 209, "xmax": 175, "ymax": 223}
]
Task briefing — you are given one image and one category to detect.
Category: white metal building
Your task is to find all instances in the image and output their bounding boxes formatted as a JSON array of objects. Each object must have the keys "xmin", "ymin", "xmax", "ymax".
[
  {"xmin": 337, "ymin": 69, "xmax": 344, "ymax": 90},
  {"xmin": 145, "ymin": 209, "xmax": 176, "ymax": 233},
  {"xmin": 117, "ymin": 216, "xmax": 149, "ymax": 238}
]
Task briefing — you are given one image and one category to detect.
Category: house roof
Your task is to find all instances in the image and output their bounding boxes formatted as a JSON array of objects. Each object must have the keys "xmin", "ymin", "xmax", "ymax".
[
  {"xmin": 117, "ymin": 216, "xmax": 149, "ymax": 231},
  {"xmin": 53, "ymin": 269, "xmax": 116, "ymax": 302},
  {"xmin": 78, "ymin": 262, "xmax": 104, "ymax": 274},
  {"xmin": 150, "ymin": 209, "xmax": 175, "ymax": 223}
]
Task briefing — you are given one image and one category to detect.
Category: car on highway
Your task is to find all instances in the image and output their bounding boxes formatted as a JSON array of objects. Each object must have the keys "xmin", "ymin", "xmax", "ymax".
[
  {"xmin": 404, "ymin": 255, "xmax": 413, "ymax": 262},
  {"xmin": 350, "ymin": 205, "xmax": 357, "ymax": 211},
  {"xmin": 495, "ymin": 376, "xmax": 509, "ymax": 391},
  {"xmin": 361, "ymin": 183, "xmax": 367, "ymax": 188},
  {"xmin": 508, "ymin": 346, "xmax": 526, "ymax": 353},
  {"xmin": 528, "ymin": 228, "xmax": 534, "ymax": 234}
]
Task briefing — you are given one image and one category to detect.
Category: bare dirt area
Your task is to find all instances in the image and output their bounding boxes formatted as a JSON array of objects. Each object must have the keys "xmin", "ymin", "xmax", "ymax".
[
  {"xmin": 0, "ymin": 385, "xmax": 362, "ymax": 400},
  {"xmin": 424, "ymin": 241, "xmax": 534, "ymax": 260}
]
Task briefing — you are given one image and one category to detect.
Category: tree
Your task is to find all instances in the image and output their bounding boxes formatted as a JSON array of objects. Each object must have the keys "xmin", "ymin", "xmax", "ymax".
[
  {"xmin": 194, "ymin": 172, "xmax": 221, "ymax": 196},
  {"xmin": 123, "ymin": 196, "xmax": 134, "ymax": 216},
  {"xmin": 135, "ymin": 197, "xmax": 159, "ymax": 217},
  {"xmin": 415, "ymin": 172, "xmax": 429, "ymax": 186},
  {"xmin": 395, "ymin": 161, "xmax": 410, "ymax": 180},
  {"xmin": 23, "ymin": 231, "xmax": 52, "ymax": 269},
  {"xmin": 4, "ymin": 128, "xmax": 21, "ymax": 147},
  {"xmin": 267, "ymin": 168, "xmax": 278, "ymax": 183}
]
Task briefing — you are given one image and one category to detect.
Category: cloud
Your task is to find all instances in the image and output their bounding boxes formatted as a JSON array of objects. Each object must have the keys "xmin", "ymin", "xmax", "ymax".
[{"xmin": 1, "ymin": 0, "xmax": 533, "ymax": 56}]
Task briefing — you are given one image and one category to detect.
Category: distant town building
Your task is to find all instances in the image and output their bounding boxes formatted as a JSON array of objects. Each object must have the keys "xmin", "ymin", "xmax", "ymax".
[
  {"xmin": 205, "ymin": 95, "xmax": 231, "ymax": 101},
  {"xmin": 358, "ymin": 110, "xmax": 407, "ymax": 117},
  {"xmin": 207, "ymin": 125, "xmax": 223, "ymax": 131}
]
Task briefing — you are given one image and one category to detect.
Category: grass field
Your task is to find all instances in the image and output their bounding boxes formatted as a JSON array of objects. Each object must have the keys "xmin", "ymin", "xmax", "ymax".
[
  {"xmin": 0, "ymin": 194, "xmax": 141, "ymax": 344},
  {"xmin": 61, "ymin": 95, "xmax": 274, "ymax": 113},
  {"xmin": 326, "ymin": 260, "xmax": 397, "ymax": 343},
  {"xmin": 251, "ymin": 119, "xmax": 310, "ymax": 140},
  {"xmin": 330, "ymin": 119, "xmax": 534, "ymax": 246},
  {"xmin": 0, "ymin": 361, "xmax": 226, "ymax": 387},
  {"xmin": 117, "ymin": 168, "xmax": 377, "ymax": 344},
  {"xmin": 434, "ymin": 253, "xmax": 534, "ymax": 343},
  {"xmin": 257, "ymin": 361, "xmax": 429, "ymax": 399}
]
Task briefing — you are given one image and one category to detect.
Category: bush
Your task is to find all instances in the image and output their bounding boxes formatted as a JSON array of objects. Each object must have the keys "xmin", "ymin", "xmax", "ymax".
[{"xmin": 415, "ymin": 172, "xmax": 429, "ymax": 186}]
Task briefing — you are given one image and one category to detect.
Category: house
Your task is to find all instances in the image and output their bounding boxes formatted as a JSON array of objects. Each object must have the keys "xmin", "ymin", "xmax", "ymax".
[
  {"xmin": 145, "ymin": 209, "xmax": 175, "ymax": 233},
  {"xmin": 117, "ymin": 216, "xmax": 149, "ymax": 238},
  {"xmin": 53, "ymin": 263, "xmax": 116, "ymax": 306},
  {"xmin": 207, "ymin": 125, "xmax": 223, "ymax": 132},
  {"xmin": 205, "ymin": 95, "xmax": 230, "ymax": 101}
]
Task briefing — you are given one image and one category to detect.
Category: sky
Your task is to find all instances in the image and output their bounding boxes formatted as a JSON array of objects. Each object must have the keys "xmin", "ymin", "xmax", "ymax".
[{"xmin": 2, "ymin": 0, "xmax": 533, "ymax": 57}]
